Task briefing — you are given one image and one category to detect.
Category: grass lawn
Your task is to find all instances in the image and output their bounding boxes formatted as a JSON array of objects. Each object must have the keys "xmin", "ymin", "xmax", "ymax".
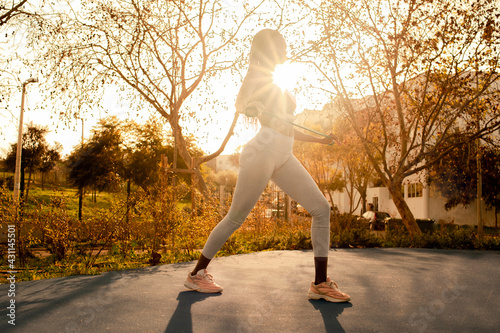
[{"xmin": 24, "ymin": 185, "xmax": 118, "ymax": 220}]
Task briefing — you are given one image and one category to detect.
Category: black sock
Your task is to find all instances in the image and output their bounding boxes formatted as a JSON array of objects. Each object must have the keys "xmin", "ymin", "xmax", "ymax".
[
  {"xmin": 191, "ymin": 254, "xmax": 211, "ymax": 276},
  {"xmin": 314, "ymin": 257, "xmax": 328, "ymax": 285}
]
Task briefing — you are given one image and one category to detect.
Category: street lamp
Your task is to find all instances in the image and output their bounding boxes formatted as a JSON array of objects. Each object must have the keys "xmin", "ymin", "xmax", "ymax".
[{"xmin": 13, "ymin": 77, "xmax": 38, "ymax": 204}]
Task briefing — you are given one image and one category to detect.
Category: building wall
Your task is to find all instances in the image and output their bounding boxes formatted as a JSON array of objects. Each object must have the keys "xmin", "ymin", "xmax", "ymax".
[
  {"xmin": 341, "ymin": 184, "xmax": 498, "ymax": 226},
  {"xmin": 210, "ymin": 155, "xmax": 239, "ymax": 172},
  {"xmin": 330, "ymin": 190, "xmax": 361, "ymax": 215},
  {"xmin": 428, "ymin": 192, "xmax": 497, "ymax": 226}
]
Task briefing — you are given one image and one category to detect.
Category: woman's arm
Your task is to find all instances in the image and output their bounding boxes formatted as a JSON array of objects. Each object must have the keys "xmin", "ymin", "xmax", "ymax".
[
  {"xmin": 294, "ymin": 129, "xmax": 336, "ymax": 145},
  {"xmin": 235, "ymin": 76, "xmax": 255, "ymax": 114}
]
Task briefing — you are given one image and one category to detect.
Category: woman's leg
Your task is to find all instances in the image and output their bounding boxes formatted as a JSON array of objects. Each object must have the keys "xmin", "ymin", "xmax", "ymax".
[
  {"xmin": 193, "ymin": 140, "xmax": 276, "ymax": 274},
  {"xmin": 271, "ymin": 155, "xmax": 331, "ymax": 284}
]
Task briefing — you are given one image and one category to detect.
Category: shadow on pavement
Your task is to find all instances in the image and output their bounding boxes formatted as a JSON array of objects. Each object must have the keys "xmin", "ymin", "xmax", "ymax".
[
  {"xmin": 308, "ymin": 300, "xmax": 352, "ymax": 333},
  {"xmin": 164, "ymin": 291, "xmax": 221, "ymax": 333},
  {"xmin": 4, "ymin": 266, "xmax": 163, "ymax": 332}
]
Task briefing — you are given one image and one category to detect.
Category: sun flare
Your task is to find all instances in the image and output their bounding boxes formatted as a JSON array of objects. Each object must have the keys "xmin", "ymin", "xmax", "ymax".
[{"xmin": 272, "ymin": 62, "xmax": 300, "ymax": 92}]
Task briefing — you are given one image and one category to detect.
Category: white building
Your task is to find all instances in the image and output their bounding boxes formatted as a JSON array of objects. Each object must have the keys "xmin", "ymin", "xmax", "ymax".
[
  {"xmin": 361, "ymin": 182, "xmax": 497, "ymax": 226},
  {"xmin": 206, "ymin": 154, "xmax": 239, "ymax": 173},
  {"xmin": 295, "ymin": 107, "xmax": 499, "ymax": 227}
]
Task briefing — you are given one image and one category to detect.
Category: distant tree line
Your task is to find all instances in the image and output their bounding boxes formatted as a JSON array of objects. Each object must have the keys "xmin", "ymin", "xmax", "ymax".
[
  {"xmin": 3, "ymin": 124, "xmax": 61, "ymax": 202},
  {"xmin": 0, "ymin": 116, "xmax": 205, "ymax": 221}
]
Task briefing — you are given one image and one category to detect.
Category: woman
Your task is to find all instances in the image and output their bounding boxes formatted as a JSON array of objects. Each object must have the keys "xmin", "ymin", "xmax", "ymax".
[{"xmin": 184, "ymin": 29, "xmax": 350, "ymax": 303}]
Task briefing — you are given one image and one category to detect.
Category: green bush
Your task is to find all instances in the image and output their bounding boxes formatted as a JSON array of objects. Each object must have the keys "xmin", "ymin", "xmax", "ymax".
[
  {"xmin": 385, "ymin": 218, "xmax": 436, "ymax": 234},
  {"xmin": 331, "ymin": 213, "xmax": 364, "ymax": 233},
  {"xmin": 331, "ymin": 228, "xmax": 383, "ymax": 248},
  {"xmin": 384, "ymin": 223, "xmax": 500, "ymax": 250}
]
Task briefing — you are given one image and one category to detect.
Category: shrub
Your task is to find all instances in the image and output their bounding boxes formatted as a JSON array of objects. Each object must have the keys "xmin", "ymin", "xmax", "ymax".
[
  {"xmin": 0, "ymin": 185, "xmax": 16, "ymax": 226},
  {"xmin": 384, "ymin": 222, "xmax": 500, "ymax": 250},
  {"xmin": 28, "ymin": 196, "xmax": 76, "ymax": 260},
  {"xmin": 332, "ymin": 228, "xmax": 383, "ymax": 248},
  {"xmin": 331, "ymin": 213, "xmax": 364, "ymax": 233}
]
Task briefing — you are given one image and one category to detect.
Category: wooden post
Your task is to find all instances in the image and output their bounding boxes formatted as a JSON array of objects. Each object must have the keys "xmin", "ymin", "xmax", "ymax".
[
  {"xmin": 161, "ymin": 154, "xmax": 168, "ymax": 187},
  {"xmin": 191, "ymin": 156, "xmax": 197, "ymax": 215},
  {"xmin": 285, "ymin": 194, "xmax": 291, "ymax": 224}
]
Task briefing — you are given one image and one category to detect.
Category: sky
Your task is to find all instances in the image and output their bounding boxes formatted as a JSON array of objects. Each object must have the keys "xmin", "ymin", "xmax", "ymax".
[
  {"xmin": 0, "ymin": 61, "xmax": 321, "ymax": 159},
  {"xmin": 1, "ymin": 85, "xmax": 131, "ymax": 158},
  {"xmin": 0, "ymin": 0, "xmax": 328, "ymax": 160}
]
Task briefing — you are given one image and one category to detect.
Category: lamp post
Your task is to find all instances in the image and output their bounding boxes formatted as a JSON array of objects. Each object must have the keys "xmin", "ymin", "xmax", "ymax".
[{"xmin": 13, "ymin": 77, "xmax": 38, "ymax": 204}]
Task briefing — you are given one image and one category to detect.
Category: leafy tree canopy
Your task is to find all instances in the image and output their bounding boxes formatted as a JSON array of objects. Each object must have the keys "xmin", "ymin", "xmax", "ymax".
[{"xmin": 429, "ymin": 131, "xmax": 500, "ymax": 212}]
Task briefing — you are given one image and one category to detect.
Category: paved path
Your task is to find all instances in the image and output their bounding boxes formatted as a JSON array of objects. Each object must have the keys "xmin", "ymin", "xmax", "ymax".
[{"xmin": 1, "ymin": 248, "xmax": 499, "ymax": 333}]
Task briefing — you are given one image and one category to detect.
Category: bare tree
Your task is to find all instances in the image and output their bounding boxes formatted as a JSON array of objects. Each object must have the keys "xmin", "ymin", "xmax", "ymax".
[
  {"xmin": 0, "ymin": 0, "xmax": 29, "ymax": 26},
  {"xmin": 1, "ymin": 0, "xmax": 42, "ymax": 141},
  {"xmin": 294, "ymin": 126, "xmax": 344, "ymax": 209},
  {"xmin": 28, "ymin": 0, "xmax": 270, "ymax": 194},
  {"xmin": 332, "ymin": 114, "xmax": 377, "ymax": 214},
  {"xmin": 307, "ymin": 0, "xmax": 500, "ymax": 234}
]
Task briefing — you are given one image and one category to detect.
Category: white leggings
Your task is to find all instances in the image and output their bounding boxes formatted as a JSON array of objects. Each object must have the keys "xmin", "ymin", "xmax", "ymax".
[{"xmin": 202, "ymin": 126, "xmax": 331, "ymax": 259}]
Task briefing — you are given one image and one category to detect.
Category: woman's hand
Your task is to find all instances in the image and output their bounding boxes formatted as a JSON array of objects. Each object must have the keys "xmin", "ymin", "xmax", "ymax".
[
  {"xmin": 294, "ymin": 130, "xmax": 339, "ymax": 145},
  {"xmin": 319, "ymin": 132, "xmax": 338, "ymax": 145}
]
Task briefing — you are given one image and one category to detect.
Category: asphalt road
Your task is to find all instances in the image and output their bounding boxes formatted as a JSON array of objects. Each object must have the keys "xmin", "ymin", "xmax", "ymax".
[{"xmin": 1, "ymin": 248, "xmax": 499, "ymax": 333}]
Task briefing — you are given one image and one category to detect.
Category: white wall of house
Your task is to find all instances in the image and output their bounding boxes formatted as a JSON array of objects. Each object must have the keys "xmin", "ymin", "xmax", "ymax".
[
  {"xmin": 428, "ymin": 192, "xmax": 497, "ymax": 227},
  {"xmin": 214, "ymin": 155, "xmax": 239, "ymax": 172},
  {"xmin": 338, "ymin": 183, "xmax": 497, "ymax": 226},
  {"xmin": 330, "ymin": 190, "xmax": 360, "ymax": 215}
]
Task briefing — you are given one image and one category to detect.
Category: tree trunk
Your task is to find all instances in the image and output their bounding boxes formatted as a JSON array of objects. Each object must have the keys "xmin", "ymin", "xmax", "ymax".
[
  {"xmin": 25, "ymin": 167, "xmax": 33, "ymax": 203},
  {"xmin": 360, "ymin": 188, "xmax": 367, "ymax": 214},
  {"xmin": 167, "ymin": 112, "xmax": 239, "ymax": 197},
  {"xmin": 170, "ymin": 120, "xmax": 208, "ymax": 194},
  {"xmin": 387, "ymin": 182, "xmax": 421, "ymax": 235},
  {"xmin": 125, "ymin": 179, "xmax": 131, "ymax": 240},
  {"xmin": 78, "ymin": 187, "xmax": 83, "ymax": 221},
  {"xmin": 495, "ymin": 205, "xmax": 498, "ymax": 229}
]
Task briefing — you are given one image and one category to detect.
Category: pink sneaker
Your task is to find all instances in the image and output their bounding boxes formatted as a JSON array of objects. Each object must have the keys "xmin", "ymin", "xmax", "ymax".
[
  {"xmin": 184, "ymin": 269, "xmax": 223, "ymax": 293},
  {"xmin": 308, "ymin": 277, "xmax": 351, "ymax": 302}
]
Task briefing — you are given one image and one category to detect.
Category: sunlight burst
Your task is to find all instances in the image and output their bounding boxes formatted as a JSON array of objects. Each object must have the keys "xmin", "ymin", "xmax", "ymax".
[{"xmin": 272, "ymin": 62, "xmax": 299, "ymax": 92}]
